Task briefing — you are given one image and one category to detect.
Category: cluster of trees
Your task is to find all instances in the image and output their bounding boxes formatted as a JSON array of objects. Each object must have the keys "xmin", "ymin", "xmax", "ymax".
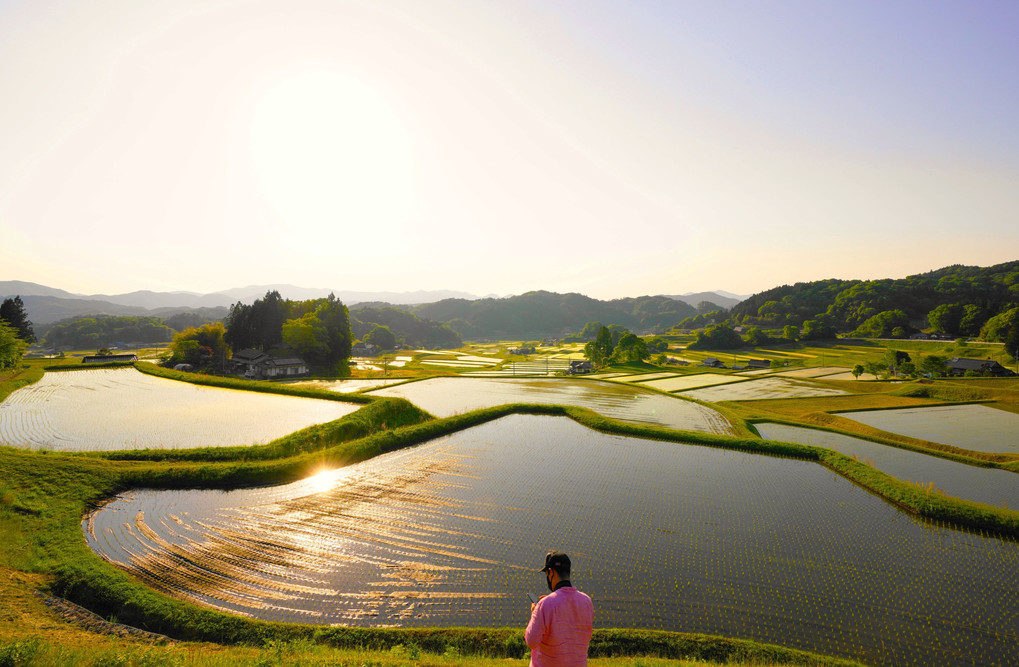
[
  {"xmin": 850, "ymin": 351, "xmax": 949, "ymax": 380},
  {"xmin": 350, "ymin": 306, "xmax": 460, "ymax": 349},
  {"xmin": 164, "ymin": 322, "xmax": 228, "ymax": 368},
  {"xmin": 224, "ymin": 291, "xmax": 352, "ymax": 373},
  {"xmin": 684, "ymin": 320, "xmax": 838, "ymax": 351},
  {"xmin": 39, "ymin": 315, "xmax": 174, "ymax": 350},
  {"xmin": 0, "ymin": 296, "xmax": 35, "ymax": 369},
  {"xmin": 412, "ymin": 290, "xmax": 697, "ymax": 340},
  {"xmin": 583, "ymin": 326, "xmax": 650, "ymax": 366},
  {"xmin": 729, "ymin": 262, "xmax": 1019, "ymax": 341}
]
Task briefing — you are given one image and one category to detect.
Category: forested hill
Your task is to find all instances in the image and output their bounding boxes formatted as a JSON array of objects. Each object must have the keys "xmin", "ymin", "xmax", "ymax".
[
  {"xmin": 408, "ymin": 291, "xmax": 697, "ymax": 340},
  {"xmin": 730, "ymin": 261, "xmax": 1019, "ymax": 337}
]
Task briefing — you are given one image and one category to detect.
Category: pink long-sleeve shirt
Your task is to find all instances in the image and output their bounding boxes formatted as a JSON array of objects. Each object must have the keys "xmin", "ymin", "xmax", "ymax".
[{"xmin": 525, "ymin": 586, "xmax": 594, "ymax": 667}]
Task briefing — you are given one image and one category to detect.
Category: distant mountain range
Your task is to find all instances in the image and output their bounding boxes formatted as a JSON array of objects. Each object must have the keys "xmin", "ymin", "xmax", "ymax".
[{"xmin": 0, "ymin": 281, "xmax": 745, "ymax": 325}]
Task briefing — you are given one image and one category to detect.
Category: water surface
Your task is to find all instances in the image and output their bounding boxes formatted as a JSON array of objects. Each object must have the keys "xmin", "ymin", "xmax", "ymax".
[
  {"xmin": 86, "ymin": 415, "xmax": 1018, "ymax": 666},
  {"xmin": 366, "ymin": 377, "xmax": 733, "ymax": 434},
  {"xmin": 756, "ymin": 423, "xmax": 1018, "ymax": 509},
  {"xmin": 833, "ymin": 404, "xmax": 1019, "ymax": 454}
]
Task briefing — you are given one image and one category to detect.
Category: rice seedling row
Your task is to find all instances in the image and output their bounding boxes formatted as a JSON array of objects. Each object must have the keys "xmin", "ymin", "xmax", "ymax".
[
  {"xmin": 833, "ymin": 404, "xmax": 1019, "ymax": 454},
  {"xmin": 0, "ymin": 368, "xmax": 359, "ymax": 451},
  {"xmin": 86, "ymin": 415, "xmax": 1019, "ymax": 667},
  {"xmin": 681, "ymin": 378, "xmax": 848, "ymax": 402},
  {"xmin": 775, "ymin": 367, "xmax": 853, "ymax": 378},
  {"xmin": 365, "ymin": 377, "xmax": 734, "ymax": 434},
  {"xmin": 640, "ymin": 374, "xmax": 746, "ymax": 393},
  {"xmin": 755, "ymin": 423, "xmax": 1019, "ymax": 509}
]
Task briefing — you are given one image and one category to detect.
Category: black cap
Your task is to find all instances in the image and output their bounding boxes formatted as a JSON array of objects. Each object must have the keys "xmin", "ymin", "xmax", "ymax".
[{"xmin": 540, "ymin": 551, "xmax": 571, "ymax": 573}]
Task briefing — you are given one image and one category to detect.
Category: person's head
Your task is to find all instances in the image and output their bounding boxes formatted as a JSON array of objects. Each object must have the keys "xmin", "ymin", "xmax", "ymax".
[{"xmin": 540, "ymin": 551, "xmax": 571, "ymax": 590}]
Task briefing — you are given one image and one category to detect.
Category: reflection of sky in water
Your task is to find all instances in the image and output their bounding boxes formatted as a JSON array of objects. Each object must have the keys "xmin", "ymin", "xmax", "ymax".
[
  {"xmin": 0, "ymin": 368, "xmax": 358, "ymax": 450},
  {"xmin": 86, "ymin": 415, "xmax": 1019, "ymax": 667},
  {"xmin": 756, "ymin": 423, "xmax": 1018, "ymax": 509},
  {"xmin": 682, "ymin": 377, "xmax": 846, "ymax": 401},
  {"xmin": 833, "ymin": 404, "xmax": 1019, "ymax": 454},
  {"xmin": 366, "ymin": 377, "xmax": 733, "ymax": 434}
]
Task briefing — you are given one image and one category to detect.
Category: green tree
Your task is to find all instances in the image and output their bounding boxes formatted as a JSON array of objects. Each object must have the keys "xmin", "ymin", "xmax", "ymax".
[
  {"xmin": 927, "ymin": 303, "xmax": 964, "ymax": 336},
  {"xmin": 0, "ymin": 296, "xmax": 35, "ymax": 343},
  {"xmin": 165, "ymin": 322, "xmax": 228, "ymax": 368},
  {"xmin": 282, "ymin": 313, "xmax": 330, "ymax": 365},
  {"xmin": 801, "ymin": 320, "xmax": 838, "ymax": 340},
  {"xmin": 364, "ymin": 325, "xmax": 398, "ymax": 350},
  {"xmin": 782, "ymin": 325, "xmax": 799, "ymax": 341},
  {"xmin": 0, "ymin": 320, "xmax": 27, "ymax": 369},
  {"xmin": 743, "ymin": 327, "xmax": 773, "ymax": 346},
  {"xmin": 852, "ymin": 364, "xmax": 864, "ymax": 380},
  {"xmin": 851, "ymin": 310, "xmax": 910, "ymax": 338},
  {"xmin": 584, "ymin": 326, "xmax": 614, "ymax": 366},
  {"xmin": 611, "ymin": 332, "xmax": 649, "ymax": 363},
  {"xmin": 863, "ymin": 361, "xmax": 884, "ymax": 380},
  {"xmin": 919, "ymin": 355, "xmax": 948, "ymax": 378},
  {"xmin": 646, "ymin": 336, "xmax": 670, "ymax": 354}
]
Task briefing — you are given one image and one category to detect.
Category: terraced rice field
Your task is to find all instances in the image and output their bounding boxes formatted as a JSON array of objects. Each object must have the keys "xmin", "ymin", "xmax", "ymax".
[
  {"xmin": 0, "ymin": 368, "xmax": 359, "ymax": 451},
  {"xmin": 611, "ymin": 372, "xmax": 684, "ymax": 383},
  {"xmin": 86, "ymin": 415, "xmax": 1019, "ymax": 667},
  {"xmin": 639, "ymin": 374, "xmax": 745, "ymax": 393},
  {"xmin": 774, "ymin": 367, "xmax": 852, "ymax": 378},
  {"xmin": 291, "ymin": 378, "xmax": 409, "ymax": 393},
  {"xmin": 755, "ymin": 423, "xmax": 1019, "ymax": 509},
  {"xmin": 462, "ymin": 359, "xmax": 572, "ymax": 377},
  {"xmin": 680, "ymin": 377, "xmax": 847, "ymax": 401},
  {"xmin": 833, "ymin": 404, "xmax": 1019, "ymax": 454},
  {"xmin": 366, "ymin": 377, "xmax": 733, "ymax": 434}
]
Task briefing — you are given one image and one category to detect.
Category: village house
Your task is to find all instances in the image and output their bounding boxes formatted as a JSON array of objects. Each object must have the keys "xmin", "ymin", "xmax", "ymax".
[
  {"xmin": 230, "ymin": 348, "xmax": 308, "ymax": 380},
  {"xmin": 747, "ymin": 359, "xmax": 772, "ymax": 370},
  {"xmin": 568, "ymin": 360, "xmax": 593, "ymax": 374},
  {"xmin": 945, "ymin": 357, "xmax": 1016, "ymax": 377},
  {"xmin": 700, "ymin": 357, "xmax": 726, "ymax": 368}
]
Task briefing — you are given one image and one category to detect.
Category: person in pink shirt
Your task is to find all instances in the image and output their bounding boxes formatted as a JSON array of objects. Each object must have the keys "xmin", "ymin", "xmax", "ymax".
[{"xmin": 525, "ymin": 551, "xmax": 594, "ymax": 667}]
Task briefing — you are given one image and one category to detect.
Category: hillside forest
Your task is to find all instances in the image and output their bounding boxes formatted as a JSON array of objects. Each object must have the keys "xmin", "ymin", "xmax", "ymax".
[{"xmin": 8, "ymin": 261, "xmax": 1019, "ymax": 364}]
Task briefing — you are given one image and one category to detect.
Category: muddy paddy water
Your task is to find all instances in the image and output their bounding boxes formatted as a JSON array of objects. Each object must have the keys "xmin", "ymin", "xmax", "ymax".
[
  {"xmin": 86, "ymin": 415, "xmax": 1018, "ymax": 667},
  {"xmin": 365, "ymin": 377, "xmax": 734, "ymax": 434},
  {"xmin": 0, "ymin": 368, "xmax": 359, "ymax": 450}
]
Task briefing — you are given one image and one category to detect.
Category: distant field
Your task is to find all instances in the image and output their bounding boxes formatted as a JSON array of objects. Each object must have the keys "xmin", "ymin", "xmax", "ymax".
[{"xmin": 681, "ymin": 377, "xmax": 847, "ymax": 401}]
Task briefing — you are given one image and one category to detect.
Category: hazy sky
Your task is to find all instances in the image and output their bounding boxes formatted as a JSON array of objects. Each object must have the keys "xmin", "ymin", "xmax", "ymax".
[{"xmin": 2, "ymin": 0, "xmax": 1017, "ymax": 299}]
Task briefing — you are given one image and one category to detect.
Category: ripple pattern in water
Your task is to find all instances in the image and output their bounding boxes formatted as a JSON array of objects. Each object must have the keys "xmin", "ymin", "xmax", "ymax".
[{"xmin": 86, "ymin": 415, "xmax": 1018, "ymax": 666}]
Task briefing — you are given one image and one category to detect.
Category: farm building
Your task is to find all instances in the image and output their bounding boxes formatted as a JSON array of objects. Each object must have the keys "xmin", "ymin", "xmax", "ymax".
[
  {"xmin": 747, "ymin": 359, "xmax": 771, "ymax": 369},
  {"xmin": 568, "ymin": 360, "xmax": 593, "ymax": 374},
  {"xmin": 700, "ymin": 358, "xmax": 725, "ymax": 368},
  {"xmin": 230, "ymin": 348, "xmax": 309, "ymax": 379},
  {"xmin": 946, "ymin": 357, "xmax": 1016, "ymax": 377},
  {"xmin": 82, "ymin": 353, "xmax": 138, "ymax": 364}
]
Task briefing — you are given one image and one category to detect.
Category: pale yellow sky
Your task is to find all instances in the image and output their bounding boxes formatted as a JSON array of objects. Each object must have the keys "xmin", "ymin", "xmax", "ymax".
[{"xmin": 1, "ymin": 0, "xmax": 1016, "ymax": 298}]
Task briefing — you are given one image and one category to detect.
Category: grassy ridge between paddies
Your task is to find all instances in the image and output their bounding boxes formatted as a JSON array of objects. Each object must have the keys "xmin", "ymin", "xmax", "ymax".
[{"xmin": 0, "ymin": 363, "xmax": 866, "ymax": 666}]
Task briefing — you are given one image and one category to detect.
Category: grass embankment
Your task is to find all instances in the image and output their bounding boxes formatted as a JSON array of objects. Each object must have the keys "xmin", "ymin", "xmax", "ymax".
[{"xmin": 0, "ymin": 366, "xmax": 864, "ymax": 666}]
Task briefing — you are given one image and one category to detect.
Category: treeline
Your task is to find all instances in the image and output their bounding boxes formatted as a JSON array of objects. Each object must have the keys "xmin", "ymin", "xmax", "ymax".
[
  {"xmin": 350, "ymin": 305, "xmax": 461, "ymax": 349},
  {"xmin": 729, "ymin": 261, "xmax": 1019, "ymax": 341},
  {"xmin": 222, "ymin": 291, "xmax": 352, "ymax": 372},
  {"xmin": 409, "ymin": 291, "xmax": 697, "ymax": 340},
  {"xmin": 39, "ymin": 315, "xmax": 176, "ymax": 349}
]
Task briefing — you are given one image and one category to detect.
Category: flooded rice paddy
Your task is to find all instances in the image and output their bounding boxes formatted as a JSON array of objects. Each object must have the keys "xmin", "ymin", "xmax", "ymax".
[
  {"xmin": 680, "ymin": 377, "xmax": 847, "ymax": 401},
  {"xmin": 636, "ymin": 374, "xmax": 745, "ymax": 393},
  {"xmin": 290, "ymin": 378, "xmax": 408, "ymax": 393},
  {"xmin": 755, "ymin": 423, "xmax": 1019, "ymax": 509},
  {"xmin": 775, "ymin": 367, "xmax": 851, "ymax": 378},
  {"xmin": 833, "ymin": 404, "xmax": 1019, "ymax": 454},
  {"xmin": 86, "ymin": 415, "xmax": 1019, "ymax": 667},
  {"xmin": 0, "ymin": 369, "xmax": 359, "ymax": 451},
  {"xmin": 365, "ymin": 377, "xmax": 734, "ymax": 434}
]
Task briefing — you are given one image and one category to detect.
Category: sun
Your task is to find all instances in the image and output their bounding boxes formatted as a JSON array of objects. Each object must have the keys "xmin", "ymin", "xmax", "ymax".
[{"xmin": 249, "ymin": 70, "xmax": 415, "ymax": 250}]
